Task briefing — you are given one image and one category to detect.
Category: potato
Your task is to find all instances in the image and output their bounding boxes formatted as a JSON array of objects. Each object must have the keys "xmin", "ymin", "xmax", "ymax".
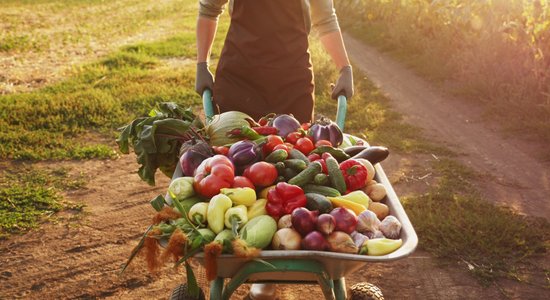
[
  {"xmin": 365, "ymin": 183, "xmax": 387, "ymax": 202},
  {"xmin": 368, "ymin": 202, "xmax": 389, "ymax": 220}
]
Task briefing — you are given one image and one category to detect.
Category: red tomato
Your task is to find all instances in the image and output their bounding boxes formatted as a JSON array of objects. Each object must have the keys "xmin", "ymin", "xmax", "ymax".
[
  {"xmin": 193, "ymin": 155, "xmax": 235, "ymax": 197},
  {"xmin": 301, "ymin": 122, "xmax": 311, "ymax": 130},
  {"xmin": 285, "ymin": 132, "xmax": 303, "ymax": 145},
  {"xmin": 307, "ymin": 153, "xmax": 321, "ymax": 161},
  {"xmin": 263, "ymin": 135, "xmax": 284, "ymax": 155},
  {"xmin": 315, "ymin": 140, "xmax": 333, "ymax": 147},
  {"xmin": 273, "ymin": 144, "xmax": 290, "ymax": 153},
  {"xmin": 295, "ymin": 137, "xmax": 315, "ymax": 155},
  {"xmin": 244, "ymin": 162, "xmax": 278, "ymax": 187},
  {"xmin": 284, "ymin": 142, "xmax": 294, "ymax": 149},
  {"xmin": 232, "ymin": 176, "xmax": 255, "ymax": 189}
]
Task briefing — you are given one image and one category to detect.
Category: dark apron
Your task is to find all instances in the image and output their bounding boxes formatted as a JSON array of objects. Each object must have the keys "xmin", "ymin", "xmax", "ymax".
[{"xmin": 213, "ymin": 0, "xmax": 315, "ymax": 123}]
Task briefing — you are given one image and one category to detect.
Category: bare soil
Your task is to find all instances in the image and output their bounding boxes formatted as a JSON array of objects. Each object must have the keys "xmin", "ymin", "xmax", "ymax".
[{"xmin": 1, "ymin": 31, "xmax": 550, "ymax": 300}]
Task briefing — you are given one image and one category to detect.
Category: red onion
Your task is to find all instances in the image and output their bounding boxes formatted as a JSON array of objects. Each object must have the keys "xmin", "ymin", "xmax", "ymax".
[
  {"xmin": 302, "ymin": 231, "xmax": 328, "ymax": 251},
  {"xmin": 330, "ymin": 207, "xmax": 358, "ymax": 234},
  {"xmin": 291, "ymin": 207, "xmax": 318, "ymax": 236},
  {"xmin": 316, "ymin": 214, "xmax": 336, "ymax": 235}
]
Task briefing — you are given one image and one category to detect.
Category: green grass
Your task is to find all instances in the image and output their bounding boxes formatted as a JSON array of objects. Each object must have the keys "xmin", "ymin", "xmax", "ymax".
[
  {"xmin": 402, "ymin": 159, "xmax": 550, "ymax": 284},
  {"xmin": 0, "ymin": 165, "xmax": 86, "ymax": 239}
]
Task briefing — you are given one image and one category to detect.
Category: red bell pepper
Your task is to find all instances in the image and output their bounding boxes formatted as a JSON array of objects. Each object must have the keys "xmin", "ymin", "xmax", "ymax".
[
  {"xmin": 194, "ymin": 155, "xmax": 235, "ymax": 198},
  {"xmin": 266, "ymin": 182, "xmax": 307, "ymax": 218},
  {"xmin": 339, "ymin": 159, "xmax": 368, "ymax": 191}
]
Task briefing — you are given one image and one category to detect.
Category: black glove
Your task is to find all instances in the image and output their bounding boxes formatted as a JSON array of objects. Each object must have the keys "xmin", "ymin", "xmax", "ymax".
[
  {"xmin": 331, "ymin": 65, "xmax": 354, "ymax": 100},
  {"xmin": 195, "ymin": 62, "xmax": 214, "ymax": 95}
]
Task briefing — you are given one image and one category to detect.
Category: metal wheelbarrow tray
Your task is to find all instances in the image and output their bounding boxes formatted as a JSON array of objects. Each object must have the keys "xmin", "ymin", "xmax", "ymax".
[{"xmin": 167, "ymin": 91, "xmax": 418, "ymax": 299}]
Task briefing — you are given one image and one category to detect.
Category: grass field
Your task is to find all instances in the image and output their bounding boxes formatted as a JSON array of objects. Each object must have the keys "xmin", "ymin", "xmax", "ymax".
[{"xmin": 0, "ymin": 0, "xmax": 548, "ymax": 287}]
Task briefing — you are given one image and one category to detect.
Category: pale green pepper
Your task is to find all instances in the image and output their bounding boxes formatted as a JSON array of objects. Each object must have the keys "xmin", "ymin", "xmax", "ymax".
[
  {"xmin": 207, "ymin": 194, "xmax": 233, "ymax": 234},
  {"xmin": 247, "ymin": 198, "xmax": 267, "ymax": 220},
  {"xmin": 188, "ymin": 202, "xmax": 209, "ymax": 227},
  {"xmin": 220, "ymin": 187, "xmax": 256, "ymax": 207},
  {"xmin": 224, "ymin": 205, "xmax": 248, "ymax": 230},
  {"xmin": 362, "ymin": 238, "xmax": 403, "ymax": 256}
]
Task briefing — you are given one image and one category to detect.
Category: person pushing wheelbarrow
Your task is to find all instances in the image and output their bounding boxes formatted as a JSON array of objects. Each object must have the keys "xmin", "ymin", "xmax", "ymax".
[
  {"xmin": 195, "ymin": 0, "xmax": 354, "ymax": 124},
  {"xmin": 194, "ymin": 0, "xmax": 354, "ymax": 298}
]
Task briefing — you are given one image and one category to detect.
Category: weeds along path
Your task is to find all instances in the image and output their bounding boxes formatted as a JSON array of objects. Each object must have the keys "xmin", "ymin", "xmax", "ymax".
[{"xmin": 344, "ymin": 33, "xmax": 550, "ymax": 219}]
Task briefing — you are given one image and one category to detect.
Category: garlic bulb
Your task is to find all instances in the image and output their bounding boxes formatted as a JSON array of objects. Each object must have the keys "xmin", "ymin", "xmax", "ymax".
[
  {"xmin": 379, "ymin": 215, "xmax": 402, "ymax": 239},
  {"xmin": 356, "ymin": 210, "xmax": 380, "ymax": 233}
]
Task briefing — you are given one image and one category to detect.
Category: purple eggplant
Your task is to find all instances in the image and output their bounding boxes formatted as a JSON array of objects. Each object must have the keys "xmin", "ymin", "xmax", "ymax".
[
  {"xmin": 309, "ymin": 117, "xmax": 343, "ymax": 147},
  {"xmin": 270, "ymin": 114, "xmax": 301, "ymax": 138},
  {"xmin": 351, "ymin": 146, "xmax": 389, "ymax": 165},
  {"xmin": 179, "ymin": 140, "xmax": 213, "ymax": 176},
  {"xmin": 228, "ymin": 140, "xmax": 260, "ymax": 168}
]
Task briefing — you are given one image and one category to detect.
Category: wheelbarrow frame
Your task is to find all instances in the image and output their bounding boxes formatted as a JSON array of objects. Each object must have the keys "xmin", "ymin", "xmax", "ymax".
[{"xmin": 166, "ymin": 91, "xmax": 418, "ymax": 300}]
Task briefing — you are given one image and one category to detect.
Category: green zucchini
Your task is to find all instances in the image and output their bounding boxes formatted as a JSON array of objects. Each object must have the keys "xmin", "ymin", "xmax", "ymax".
[
  {"xmin": 274, "ymin": 161, "xmax": 286, "ymax": 175},
  {"xmin": 288, "ymin": 148, "xmax": 310, "ymax": 163},
  {"xmin": 303, "ymin": 184, "xmax": 341, "ymax": 197},
  {"xmin": 325, "ymin": 156, "xmax": 347, "ymax": 194},
  {"xmin": 284, "ymin": 159, "xmax": 308, "ymax": 171},
  {"xmin": 288, "ymin": 161, "xmax": 322, "ymax": 187},
  {"xmin": 265, "ymin": 149, "xmax": 288, "ymax": 163},
  {"xmin": 305, "ymin": 193, "xmax": 333, "ymax": 214}
]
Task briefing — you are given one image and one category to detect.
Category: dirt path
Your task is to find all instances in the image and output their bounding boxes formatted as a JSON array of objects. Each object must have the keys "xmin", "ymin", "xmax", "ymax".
[{"xmin": 344, "ymin": 33, "xmax": 550, "ymax": 219}]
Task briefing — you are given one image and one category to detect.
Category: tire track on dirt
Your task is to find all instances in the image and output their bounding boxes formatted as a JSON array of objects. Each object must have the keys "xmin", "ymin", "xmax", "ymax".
[{"xmin": 344, "ymin": 33, "xmax": 550, "ymax": 219}]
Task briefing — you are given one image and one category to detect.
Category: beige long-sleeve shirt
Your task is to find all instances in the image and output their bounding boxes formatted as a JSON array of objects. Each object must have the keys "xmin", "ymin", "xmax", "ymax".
[{"xmin": 199, "ymin": 0, "xmax": 340, "ymax": 36}]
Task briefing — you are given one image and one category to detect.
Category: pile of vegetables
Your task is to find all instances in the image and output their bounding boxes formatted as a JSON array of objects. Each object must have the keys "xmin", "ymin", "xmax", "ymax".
[{"xmin": 120, "ymin": 103, "xmax": 403, "ymax": 282}]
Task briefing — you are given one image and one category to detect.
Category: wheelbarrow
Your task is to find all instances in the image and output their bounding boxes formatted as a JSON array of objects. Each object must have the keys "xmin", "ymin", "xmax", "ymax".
[{"xmin": 166, "ymin": 90, "xmax": 418, "ymax": 300}]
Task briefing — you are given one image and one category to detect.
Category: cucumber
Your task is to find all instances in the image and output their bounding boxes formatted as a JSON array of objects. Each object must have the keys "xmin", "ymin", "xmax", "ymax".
[
  {"xmin": 325, "ymin": 156, "xmax": 347, "ymax": 194},
  {"xmin": 265, "ymin": 149, "xmax": 288, "ymax": 163},
  {"xmin": 288, "ymin": 148, "xmax": 310, "ymax": 163},
  {"xmin": 283, "ymin": 168, "xmax": 299, "ymax": 181},
  {"xmin": 305, "ymin": 193, "xmax": 333, "ymax": 214},
  {"xmin": 303, "ymin": 184, "xmax": 341, "ymax": 197},
  {"xmin": 313, "ymin": 173, "xmax": 329, "ymax": 186},
  {"xmin": 284, "ymin": 159, "xmax": 308, "ymax": 171},
  {"xmin": 288, "ymin": 161, "xmax": 322, "ymax": 187},
  {"xmin": 274, "ymin": 161, "xmax": 286, "ymax": 175}
]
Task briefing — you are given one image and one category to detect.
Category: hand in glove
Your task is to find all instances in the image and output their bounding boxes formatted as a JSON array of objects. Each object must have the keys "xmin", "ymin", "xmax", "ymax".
[
  {"xmin": 331, "ymin": 65, "xmax": 354, "ymax": 100},
  {"xmin": 195, "ymin": 62, "xmax": 214, "ymax": 95}
]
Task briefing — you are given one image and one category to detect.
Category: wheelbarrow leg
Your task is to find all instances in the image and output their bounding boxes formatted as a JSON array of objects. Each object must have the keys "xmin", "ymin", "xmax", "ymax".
[
  {"xmin": 333, "ymin": 277, "xmax": 347, "ymax": 300},
  {"xmin": 210, "ymin": 277, "xmax": 224, "ymax": 300}
]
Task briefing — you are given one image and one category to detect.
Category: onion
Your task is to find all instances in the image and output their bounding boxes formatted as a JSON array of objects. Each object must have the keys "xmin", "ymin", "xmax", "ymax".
[
  {"xmin": 179, "ymin": 140, "xmax": 213, "ymax": 176},
  {"xmin": 291, "ymin": 208, "xmax": 318, "ymax": 236},
  {"xmin": 330, "ymin": 207, "xmax": 358, "ymax": 234},
  {"xmin": 271, "ymin": 228, "xmax": 302, "ymax": 250},
  {"xmin": 302, "ymin": 231, "xmax": 328, "ymax": 251},
  {"xmin": 277, "ymin": 214, "xmax": 292, "ymax": 229},
  {"xmin": 270, "ymin": 114, "xmax": 301, "ymax": 138},
  {"xmin": 316, "ymin": 214, "xmax": 335, "ymax": 235},
  {"xmin": 327, "ymin": 231, "xmax": 358, "ymax": 254}
]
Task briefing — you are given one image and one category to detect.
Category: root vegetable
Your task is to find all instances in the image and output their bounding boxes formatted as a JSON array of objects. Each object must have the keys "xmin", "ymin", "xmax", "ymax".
[
  {"xmin": 365, "ymin": 183, "xmax": 387, "ymax": 202},
  {"xmin": 327, "ymin": 231, "xmax": 358, "ymax": 254},
  {"xmin": 302, "ymin": 231, "xmax": 328, "ymax": 251},
  {"xmin": 368, "ymin": 202, "xmax": 389, "ymax": 220},
  {"xmin": 291, "ymin": 208, "xmax": 318, "ymax": 236},
  {"xmin": 316, "ymin": 214, "xmax": 336, "ymax": 235},
  {"xmin": 277, "ymin": 214, "xmax": 292, "ymax": 229},
  {"xmin": 356, "ymin": 210, "xmax": 380, "ymax": 233},
  {"xmin": 272, "ymin": 228, "xmax": 302, "ymax": 250},
  {"xmin": 330, "ymin": 207, "xmax": 358, "ymax": 234}
]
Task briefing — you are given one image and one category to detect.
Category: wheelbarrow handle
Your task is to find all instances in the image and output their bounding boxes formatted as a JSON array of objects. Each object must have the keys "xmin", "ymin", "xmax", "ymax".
[
  {"xmin": 202, "ymin": 89, "xmax": 348, "ymax": 130},
  {"xmin": 336, "ymin": 95, "xmax": 347, "ymax": 131},
  {"xmin": 202, "ymin": 89, "xmax": 215, "ymax": 122}
]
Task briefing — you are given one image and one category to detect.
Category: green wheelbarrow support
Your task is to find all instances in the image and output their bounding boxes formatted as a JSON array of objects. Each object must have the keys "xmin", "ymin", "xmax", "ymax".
[{"xmin": 209, "ymin": 259, "xmax": 346, "ymax": 300}]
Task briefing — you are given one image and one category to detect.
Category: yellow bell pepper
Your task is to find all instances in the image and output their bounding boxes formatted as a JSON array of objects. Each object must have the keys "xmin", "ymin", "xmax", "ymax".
[
  {"xmin": 247, "ymin": 198, "xmax": 267, "ymax": 220},
  {"xmin": 207, "ymin": 194, "xmax": 232, "ymax": 234},
  {"xmin": 327, "ymin": 196, "xmax": 367, "ymax": 215},
  {"xmin": 259, "ymin": 185, "xmax": 276, "ymax": 199},
  {"xmin": 337, "ymin": 191, "xmax": 370, "ymax": 208},
  {"xmin": 220, "ymin": 187, "xmax": 256, "ymax": 207}
]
